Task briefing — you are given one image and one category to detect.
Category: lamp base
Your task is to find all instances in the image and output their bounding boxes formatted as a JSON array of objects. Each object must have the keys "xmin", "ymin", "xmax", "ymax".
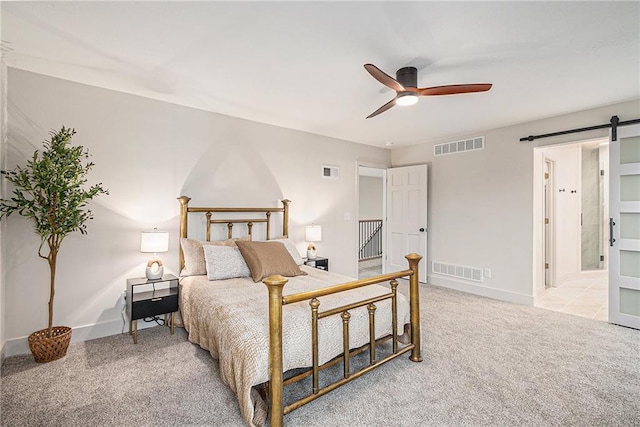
[
  {"xmin": 146, "ymin": 259, "xmax": 164, "ymax": 280},
  {"xmin": 306, "ymin": 249, "xmax": 317, "ymax": 260}
]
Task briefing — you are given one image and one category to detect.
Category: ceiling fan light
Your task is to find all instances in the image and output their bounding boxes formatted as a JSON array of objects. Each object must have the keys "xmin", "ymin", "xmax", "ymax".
[{"xmin": 396, "ymin": 92, "xmax": 418, "ymax": 106}]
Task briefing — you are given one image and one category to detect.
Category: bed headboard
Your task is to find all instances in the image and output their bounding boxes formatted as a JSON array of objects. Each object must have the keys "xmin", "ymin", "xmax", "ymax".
[{"xmin": 177, "ymin": 196, "xmax": 291, "ymax": 271}]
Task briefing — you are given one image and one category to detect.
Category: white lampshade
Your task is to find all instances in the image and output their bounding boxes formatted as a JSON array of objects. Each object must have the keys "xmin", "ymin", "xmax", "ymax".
[
  {"xmin": 140, "ymin": 229, "xmax": 169, "ymax": 253},
  {"xmin": 305, "ymin": 225, "xmax": 322, "ymax": 242}
]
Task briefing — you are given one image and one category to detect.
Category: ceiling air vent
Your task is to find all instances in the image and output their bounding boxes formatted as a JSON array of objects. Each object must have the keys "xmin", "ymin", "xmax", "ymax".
[
  {"xmin": 432, "ymin": 261, "xmax": 483, "ymax": 283},
  {"xmin": 434, "ymin": 136, "xmax": 484, "ymax": 157}
]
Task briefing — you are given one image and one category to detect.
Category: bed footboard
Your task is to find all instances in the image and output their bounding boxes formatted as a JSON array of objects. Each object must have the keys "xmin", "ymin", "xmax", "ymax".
[{"xmin": 263, "ymin": 253, "xmax": 422, "ymax": 427}]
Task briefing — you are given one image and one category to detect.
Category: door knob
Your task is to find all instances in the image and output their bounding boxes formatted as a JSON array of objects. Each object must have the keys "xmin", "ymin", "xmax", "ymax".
[{"xmin": 419, "ymin": 228, "xmax": 425, "ymax": 232}]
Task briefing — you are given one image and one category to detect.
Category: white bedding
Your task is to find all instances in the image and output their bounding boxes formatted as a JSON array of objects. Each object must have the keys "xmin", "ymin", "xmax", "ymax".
[{"xmin": 179, "ymin": 265, "xmax": 411, "ymax": 426}]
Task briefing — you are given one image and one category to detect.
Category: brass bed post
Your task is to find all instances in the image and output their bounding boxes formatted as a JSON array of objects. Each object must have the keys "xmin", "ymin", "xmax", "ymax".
[
  {"xmin": 367, "ymin": 303, "xmax": 377, "ymax": 364},
  {"xmin": 310, "ymin": 298, "xmax": 320, "ymax": 394},
  {"xmin": 406, "ymin": 253, "xmax": 423, "ymax": 363},
  {"xmin": 341, "ymin": 311, "xmax": 351, "ymax": 378},
  {"xmin": 178, "ymin": 196, "xmax": 191, "ymax": 271},
  {"xmin": 281, "ymin": 199, "xmax": 291, "ymax": 237},
  {"xmin": 206, "ymin": 212, "xmax": 212, "ymax": 241},
  {"xmin": 390, "ymin": 280, "xmax": 399, "ymax": 354},
  {"xmin": 263, "ymin": 274, "xmax": 288, "ymax": 427},
  {"xmin": 265, "ymin": 212, "xmax": 271, "ymax": 240}
]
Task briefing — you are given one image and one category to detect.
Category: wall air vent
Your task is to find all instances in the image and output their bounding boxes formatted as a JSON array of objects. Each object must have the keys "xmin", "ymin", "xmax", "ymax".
[
  {"xmin": 432, "ymin": 261, "xmax": 483, "ymax": 282},
  {"xmin": 322, "ymin": 165, "xmax": 339, "ymax": 180},
  {"xmin": 434, "ymin": 136, "xmax": 484, "ymax": 157}
]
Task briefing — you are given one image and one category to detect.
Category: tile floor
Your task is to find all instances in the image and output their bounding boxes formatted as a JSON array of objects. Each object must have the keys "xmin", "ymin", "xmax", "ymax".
[{"xmin": 535, "ymin": 276, "xmax": 609, "ymax": 321}]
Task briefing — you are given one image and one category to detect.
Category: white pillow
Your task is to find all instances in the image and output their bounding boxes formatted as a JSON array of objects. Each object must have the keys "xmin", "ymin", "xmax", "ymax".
[
  {"xmin": 203, "ymin": 244, "xmax": 251, "ymax": 280},
  {"xmin": 271, "ymin": 237, "xmax": 304, "ymax": 266}
]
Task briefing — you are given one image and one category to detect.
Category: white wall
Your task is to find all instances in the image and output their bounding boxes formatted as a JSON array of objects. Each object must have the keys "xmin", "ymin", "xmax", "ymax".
[
  {"xmin": 3, "ymin": 68, "xmax": 391, "ymax": 356},
  {"xmin": 392, "ymin": 98, "xmax": 640, "ymax": 304},
  {"xmin": 358, "ymin": 176, "xmax": 383, "ymax": 220}
]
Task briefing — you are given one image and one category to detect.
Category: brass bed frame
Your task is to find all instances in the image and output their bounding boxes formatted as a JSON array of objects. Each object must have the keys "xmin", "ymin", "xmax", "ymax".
[{"xmin": 178, "ymin": 196, "xmax": 422, "ymax": 427}]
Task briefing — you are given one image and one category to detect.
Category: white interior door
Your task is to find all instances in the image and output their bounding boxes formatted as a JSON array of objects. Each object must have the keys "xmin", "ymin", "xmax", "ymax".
[
  {"xmin": 609, "ymin": 124, "xmax": 640, "ymax": 329},
  {"xmin": 386, "ymin": 164, "xmax": 427, "ymax": 282}
]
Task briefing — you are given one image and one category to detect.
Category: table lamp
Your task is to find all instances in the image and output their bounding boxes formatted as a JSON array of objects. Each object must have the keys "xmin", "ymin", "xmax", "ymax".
[
  {"xmin": 305, "ymin": 224, "xmax": 322, "ymax": 259},
  {"xmin": 140, "ymin": 228, "xmax": 169, "ymax": 280}
]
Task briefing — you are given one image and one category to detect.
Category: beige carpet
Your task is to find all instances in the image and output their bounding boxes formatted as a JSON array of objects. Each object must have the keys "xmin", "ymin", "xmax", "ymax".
[
  {"xmin": 358, "ymin": 257, "xmax": 382, "ymax": 279},
  {"xmin": 2, "ymin": 283, "xmax": 639, "ymax": 426}
]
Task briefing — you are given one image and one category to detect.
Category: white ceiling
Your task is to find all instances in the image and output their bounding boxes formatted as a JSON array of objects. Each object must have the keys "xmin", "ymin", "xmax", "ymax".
[{"xmin": 2, "ymin": 1, "xmax": 639, "ymax": 148}]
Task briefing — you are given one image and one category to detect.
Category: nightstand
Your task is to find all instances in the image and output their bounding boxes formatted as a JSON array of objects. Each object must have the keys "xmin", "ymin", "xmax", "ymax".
[
  {"xmin": 126, "ymin": 274, "xmax": 179, "ymax": 344},
  {"xmin": 304, "ymin": 256, "xmax": 329, "ymax": 271}
]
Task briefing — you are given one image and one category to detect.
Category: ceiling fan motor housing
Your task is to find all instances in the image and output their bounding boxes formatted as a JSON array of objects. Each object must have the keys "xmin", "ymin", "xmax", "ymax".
[{"xmin": 396, "ymin": 66, "xmax": 418, "ymax": 88}]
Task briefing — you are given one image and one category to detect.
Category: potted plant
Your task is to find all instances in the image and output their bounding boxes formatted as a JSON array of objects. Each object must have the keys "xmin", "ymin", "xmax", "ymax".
[{"xmin": 0, "ymin": 126, "xmax": 108, "ymax": 362}]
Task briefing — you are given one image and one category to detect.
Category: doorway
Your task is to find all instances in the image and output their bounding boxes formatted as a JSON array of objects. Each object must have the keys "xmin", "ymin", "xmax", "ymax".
[
  {"xmin": 357, "ymin": 164, "xmax": 428, "ymax": 281},
  {"xmin": 534, "ymin": 138, "xmax": 609, "ymax": 321},
  {"xmin": 357, "ymin": 166, "xmax": 385, "ymax": 278}
]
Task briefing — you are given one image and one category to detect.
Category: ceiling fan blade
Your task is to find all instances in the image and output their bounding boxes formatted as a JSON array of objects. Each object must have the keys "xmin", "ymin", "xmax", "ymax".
[
  {"xmin": 419, "ymin": 83, "xmax": 492, "ymax": 96},
  {"xmin": 364, "ymin": 64, "xmax": 405, "ymax": 92},
  {"xmin": 366, "ymin": 97, "xmax": 397, "ymax": 119}
]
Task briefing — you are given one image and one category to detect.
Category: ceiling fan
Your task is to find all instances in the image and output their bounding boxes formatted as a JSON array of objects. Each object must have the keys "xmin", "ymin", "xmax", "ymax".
[{"xmin": 364, "ymin": 63, "xmax": 492, "ymax": 119}]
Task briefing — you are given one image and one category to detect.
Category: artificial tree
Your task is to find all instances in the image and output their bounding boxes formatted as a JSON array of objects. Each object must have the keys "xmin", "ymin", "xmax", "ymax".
[{"xmin": 0, "ymin": 126, "xmax": 107, "ymax": 361}]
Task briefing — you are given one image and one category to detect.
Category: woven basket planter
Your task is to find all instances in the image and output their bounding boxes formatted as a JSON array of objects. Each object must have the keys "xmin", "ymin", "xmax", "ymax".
[{"xmin": 28, "ymin": 326, "xmax": 72, "ymax": 363}]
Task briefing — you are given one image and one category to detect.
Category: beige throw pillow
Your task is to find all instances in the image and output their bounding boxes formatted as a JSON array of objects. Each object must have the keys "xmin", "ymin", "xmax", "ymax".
[{"xmin": 235, "ymin": 240, "xmax": 307, "ymax": 282}]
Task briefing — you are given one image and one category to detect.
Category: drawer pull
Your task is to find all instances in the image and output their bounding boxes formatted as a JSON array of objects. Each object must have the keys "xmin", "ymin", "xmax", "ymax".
[{"xmin": 151, "ymin": 298, "xmax": 162, "ymax": 302}]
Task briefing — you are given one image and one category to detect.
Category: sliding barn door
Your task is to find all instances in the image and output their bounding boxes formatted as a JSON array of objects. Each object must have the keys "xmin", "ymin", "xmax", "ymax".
[
  {"xmin": 609, "ymin": 124, "xmax": 640, "ymax": 329},
  {"xmin": 385, "ymin": 165, "xmax": 427, "ymax": 282}
]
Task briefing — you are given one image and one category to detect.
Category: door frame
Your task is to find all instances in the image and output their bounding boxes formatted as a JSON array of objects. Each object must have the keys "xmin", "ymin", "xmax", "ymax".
[
  {"xmin": 543, "ymin": 158, "xmax": 556, "ymax": 289},
  {"xmin": 533, "ymin": 137, "xmax": 609, "ymax": 298},
  {"xmin": 534, "ymin": 147, "xmax": 556, "ymax": 297}
]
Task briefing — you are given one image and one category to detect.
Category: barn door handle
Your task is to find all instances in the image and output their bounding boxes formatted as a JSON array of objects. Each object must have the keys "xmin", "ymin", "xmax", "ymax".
[
  {"xmin": 609, "ymin": 218, "xmax": 616, "ymax": 247},
  {"xmin": 419, "ymin": 228, "xmax": 425, "ymax": 232}
]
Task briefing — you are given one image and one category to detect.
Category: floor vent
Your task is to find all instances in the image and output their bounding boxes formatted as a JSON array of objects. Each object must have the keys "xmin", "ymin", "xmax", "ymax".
[
  {"xmin": 434, "ymin": 136, "xmax": 484, "ymax": 157},
  {"xmin": 432, "ymin": 261, "xmax": 483, "ymax": 282}
]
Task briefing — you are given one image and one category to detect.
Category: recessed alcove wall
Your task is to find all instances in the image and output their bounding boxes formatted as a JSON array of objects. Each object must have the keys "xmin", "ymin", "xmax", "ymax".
[{"xmin": 2, "ymin": 68, "xmax": 390, "ymax": 356}]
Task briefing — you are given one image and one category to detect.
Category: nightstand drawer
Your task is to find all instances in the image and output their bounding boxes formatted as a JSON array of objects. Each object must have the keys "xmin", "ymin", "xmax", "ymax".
[
  {"xmin": 304, "ymin": 257, "xmax": 329, "ymax": 271},
  {"xmin": 131, "ymin": 294, "xmax": 178, "ymax": 320}
]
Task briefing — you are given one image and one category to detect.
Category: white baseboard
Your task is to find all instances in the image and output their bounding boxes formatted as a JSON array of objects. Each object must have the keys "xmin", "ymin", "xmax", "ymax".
[
  {"xmin": 5, "ymin": 338, "xmax": 29, "ymax": 358},
  {"xmin": 427, "ymin": 274, "xmax": 534, "ymax": 306},
  {"xmin": 3, "ymin": 317, "xmax": 161, "ymax": 358}
]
